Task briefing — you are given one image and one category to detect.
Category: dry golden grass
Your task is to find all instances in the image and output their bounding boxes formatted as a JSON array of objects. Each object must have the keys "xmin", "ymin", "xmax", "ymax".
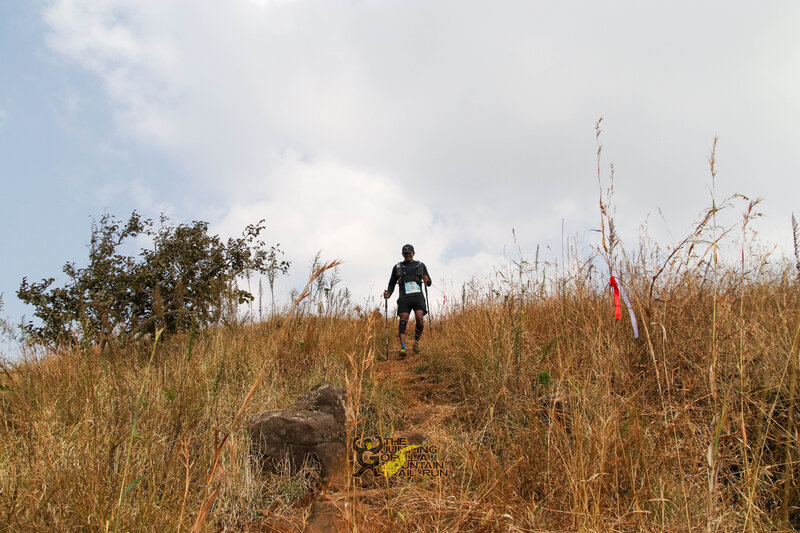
[{"xmin": 2, "ymin": 216, "xmax": 799, "ymax": 531}]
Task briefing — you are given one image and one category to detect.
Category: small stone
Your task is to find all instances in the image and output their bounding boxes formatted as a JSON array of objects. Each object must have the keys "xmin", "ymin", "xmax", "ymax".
[{"xmin": 396, "ymin": 430, "xmax": 426, "ymax": 445}]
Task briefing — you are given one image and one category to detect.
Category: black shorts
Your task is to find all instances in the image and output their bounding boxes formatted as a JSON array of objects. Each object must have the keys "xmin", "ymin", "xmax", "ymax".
[{"xmin": 397, "ymin": 294, "xmax": 427, "ymax": 316}]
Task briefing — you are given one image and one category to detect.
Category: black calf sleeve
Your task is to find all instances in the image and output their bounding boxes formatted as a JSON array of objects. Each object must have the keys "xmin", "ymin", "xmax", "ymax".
[
  {"xmin": 398, "ymin": 320, "xmax": 408, "ymax": 334},
  {"xmin": 415, "ymin": 323, "xmax": 424, "ymax": 340}
]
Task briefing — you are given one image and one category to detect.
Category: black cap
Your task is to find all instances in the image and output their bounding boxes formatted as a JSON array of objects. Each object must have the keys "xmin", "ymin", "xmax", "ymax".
[{"xmin": 402, "ymin": 244, "xmax": 414, "ymax": 254}]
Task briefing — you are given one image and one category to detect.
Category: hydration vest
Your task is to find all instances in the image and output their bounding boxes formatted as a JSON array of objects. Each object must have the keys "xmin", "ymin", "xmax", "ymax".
[
  {"xmin": 395, "ymin": 261, "xmax": 424, "ymax": 283},
  {"xmin": 395, "ymin": 261, "xmax": 425, "ymax": 295}
]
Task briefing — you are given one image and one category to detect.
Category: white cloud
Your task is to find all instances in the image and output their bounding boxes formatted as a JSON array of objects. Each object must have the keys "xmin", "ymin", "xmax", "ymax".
[
  {"xmin": 211, "ymin": 155, "xmax": 488, "ymax": 308},
  {"xmin": 93, "ymin": 177, "xmax": 174, "ymax": 217},
  {"xmin": 40, "ymin": 0, "xmax": 800, "ymax": 305}
]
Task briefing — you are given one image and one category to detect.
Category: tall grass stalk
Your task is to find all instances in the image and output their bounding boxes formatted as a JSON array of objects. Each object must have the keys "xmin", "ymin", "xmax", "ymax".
[{"xmin": 707, "ymin": 136, "xmax": 720, "ymax": 532}]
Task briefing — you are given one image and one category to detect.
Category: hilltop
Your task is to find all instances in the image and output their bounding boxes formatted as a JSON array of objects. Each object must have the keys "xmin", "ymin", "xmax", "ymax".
[{"xmin": 2, "ymin": 247, "xmax": 799, "ymax": 531}]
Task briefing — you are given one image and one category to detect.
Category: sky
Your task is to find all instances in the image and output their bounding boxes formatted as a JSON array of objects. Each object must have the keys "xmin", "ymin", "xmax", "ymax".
[{"xmin": 2, "ymin": 1, "xmax": 800, "ymax": 338}]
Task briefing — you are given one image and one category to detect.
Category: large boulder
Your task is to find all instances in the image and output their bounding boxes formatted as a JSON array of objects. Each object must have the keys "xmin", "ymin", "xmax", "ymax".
[{"xmin": 249, "ymin": 384, "xmax": 347, "ymax": 486}]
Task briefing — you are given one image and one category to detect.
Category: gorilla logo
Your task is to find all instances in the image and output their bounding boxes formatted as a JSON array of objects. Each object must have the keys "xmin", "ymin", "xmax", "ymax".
[{"xmin": 352, "ymin": 436, "xmax": 384, "ymax": 478}]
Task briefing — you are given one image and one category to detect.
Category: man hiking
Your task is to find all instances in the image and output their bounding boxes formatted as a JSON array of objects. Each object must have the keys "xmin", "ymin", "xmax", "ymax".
[{"xmin": 384, "ymin": 244, "xmax": 432, "ymax": 358}]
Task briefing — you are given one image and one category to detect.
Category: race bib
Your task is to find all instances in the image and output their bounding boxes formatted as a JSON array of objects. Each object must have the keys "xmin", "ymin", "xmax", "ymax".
[{"xmin": 404, "ymin": 281, "xmax": 421, "ymax": 294}]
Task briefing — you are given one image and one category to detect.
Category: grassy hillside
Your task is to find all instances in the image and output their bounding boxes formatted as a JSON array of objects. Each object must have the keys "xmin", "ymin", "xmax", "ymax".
[{"xmin": 2, "ymin": 220, "xmax": 800, "ymax": 531}]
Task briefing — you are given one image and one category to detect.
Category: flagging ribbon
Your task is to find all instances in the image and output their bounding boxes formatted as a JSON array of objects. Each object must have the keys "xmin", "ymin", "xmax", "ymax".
[
  {"xmin": 609, "ymin": 276, "xmax": 622, "ymax": 319},
  {"xmin": 609, "ymin": 276, "xmax": 639, "ymax": 338}
]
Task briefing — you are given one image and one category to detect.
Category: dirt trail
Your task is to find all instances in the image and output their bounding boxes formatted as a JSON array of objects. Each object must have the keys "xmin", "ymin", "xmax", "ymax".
[
  {"xmin": 373, "ymin": 351, "xmax": 458, "ymax": 432},
  {"xmin": 302, "ymin": 351, "xmax": 459, "ymax": 533},
  {"xmin": 256, "ymin": 351, "xmax": 460, "ymax": 533}
]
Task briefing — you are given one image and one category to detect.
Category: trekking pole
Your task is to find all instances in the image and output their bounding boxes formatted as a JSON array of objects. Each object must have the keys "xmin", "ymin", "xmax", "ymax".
[
  {"xmin": 384, "ymin": 296, "xmax": 389, "ymax": 361},
  {"xmin": 417, "ymin": 262, "xmax": 432, "ymax": 335},
  {"xmin": 424, "ymin": 282, "xmax": 432, "ymax": 335}
]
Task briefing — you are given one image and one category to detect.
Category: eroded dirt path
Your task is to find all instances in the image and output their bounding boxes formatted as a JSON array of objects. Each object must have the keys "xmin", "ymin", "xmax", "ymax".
[
  {"xmin": 373, "ymin": 351, "xmax": 457, "ymax": 433},
  {"xmin": 307, "ymin": 351, "xmax": 460, "ymax": 533},
  {"xmin": 255, "ymin": 350, "xmax": 461, "ymax": 533}
]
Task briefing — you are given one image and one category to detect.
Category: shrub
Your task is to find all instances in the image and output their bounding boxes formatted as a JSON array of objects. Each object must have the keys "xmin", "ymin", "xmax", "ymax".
[{"xmin": 17, "ymin": 212, "xmax": 289, "ymax": 349}]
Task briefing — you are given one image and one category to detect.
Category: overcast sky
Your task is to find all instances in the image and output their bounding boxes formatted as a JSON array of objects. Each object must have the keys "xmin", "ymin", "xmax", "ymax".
[{"xmin": 2, "ymin": 1, "xmax": 799, "ymax": 332}]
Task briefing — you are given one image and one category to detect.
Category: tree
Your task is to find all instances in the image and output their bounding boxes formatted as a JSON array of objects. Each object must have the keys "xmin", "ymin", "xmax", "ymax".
[{"xmin": 18, "ymin": 212, "xmax": 289, "ymax": 349}]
